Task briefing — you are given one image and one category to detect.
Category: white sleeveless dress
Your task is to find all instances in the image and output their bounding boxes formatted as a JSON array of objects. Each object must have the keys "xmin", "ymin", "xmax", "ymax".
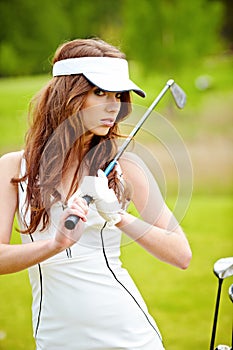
[{"xmin": 17, "ymin": 158, "xmax": 165, "ymax": 350}]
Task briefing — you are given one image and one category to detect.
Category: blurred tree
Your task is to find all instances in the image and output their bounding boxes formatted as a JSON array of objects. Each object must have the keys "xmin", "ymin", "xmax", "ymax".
[
  {"xmin": 62, "ymin": 0, "xmax": 123, "ymax": 44},
  {"xmin": 0, "ymin": 0, "xmax": 123, "ymax": 76},
  {"xmin": 121, "ymin": 0, "xmax": 225, "ymax": 72},
  {"xmin": 219, "ymin": 0, "xmax": 233, "ymax": 50},
  {"xmin": 0, "ymin": 0, "xmax": 70, "ymax": 76},
  {"xmin": 0, "ymin": 0, "xmax": 229, "ymax": 76}
]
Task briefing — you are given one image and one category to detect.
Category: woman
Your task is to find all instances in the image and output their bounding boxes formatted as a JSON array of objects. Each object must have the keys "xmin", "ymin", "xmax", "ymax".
[{"xmin": 0, "ymin": 38, "xmax": 192, "ymax": 349}]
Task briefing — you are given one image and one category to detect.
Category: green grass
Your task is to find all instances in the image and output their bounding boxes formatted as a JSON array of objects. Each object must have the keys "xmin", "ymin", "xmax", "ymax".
[{"xmin": 0, "ymin": 75, "xmax": 49, "ymax": 153}]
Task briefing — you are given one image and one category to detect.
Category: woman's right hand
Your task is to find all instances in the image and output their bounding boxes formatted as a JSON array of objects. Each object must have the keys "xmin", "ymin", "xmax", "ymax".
[{"xmin": 53, "ymin": 196, "xmax": 89, "ymax": 250}]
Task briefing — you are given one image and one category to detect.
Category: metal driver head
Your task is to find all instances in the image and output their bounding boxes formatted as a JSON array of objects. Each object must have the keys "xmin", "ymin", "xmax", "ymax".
[{"xmin": 214, "ymin": 257, "xmax": 233, "ymax": 279}]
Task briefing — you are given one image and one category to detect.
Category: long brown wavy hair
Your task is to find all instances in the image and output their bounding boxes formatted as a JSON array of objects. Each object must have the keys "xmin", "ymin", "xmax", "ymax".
[{"xmin": 13, "ymin": 38, "xmax": 132, "ymax": 234}]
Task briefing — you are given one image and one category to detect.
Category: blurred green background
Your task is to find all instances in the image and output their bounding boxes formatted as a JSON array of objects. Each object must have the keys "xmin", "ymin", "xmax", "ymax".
[{"xmin": 0, "ymin": 0, "xmax": 232, "ymax": 349}]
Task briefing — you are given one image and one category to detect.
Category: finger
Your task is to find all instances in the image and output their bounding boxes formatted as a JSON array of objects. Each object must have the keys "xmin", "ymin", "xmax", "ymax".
[
  {"xmin": 70, "ymin": 199, "xmax": 88, "ymax": 215},
  {"xmin": 69, "ymin": 195, "xmax": 88, "ymax": 209},
  {"xmin": 63, "ymin": 207, "xmax": 87, "ymax": 223}
]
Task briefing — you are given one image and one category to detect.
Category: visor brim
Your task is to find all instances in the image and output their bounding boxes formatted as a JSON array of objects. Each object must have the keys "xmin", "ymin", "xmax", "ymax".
[{"xmin": 84, "ymin": 72, "xmax": 146, "ymax": 98}]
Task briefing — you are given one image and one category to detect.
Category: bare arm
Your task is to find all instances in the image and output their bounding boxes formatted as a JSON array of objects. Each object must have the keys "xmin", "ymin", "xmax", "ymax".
[
  {"xmin": 0, "ymin": 152, "xmax": 88, "ymax": 274},
  {"xmin": 118, "ymin": 152, "xmax": 192, "ymax": 269}
]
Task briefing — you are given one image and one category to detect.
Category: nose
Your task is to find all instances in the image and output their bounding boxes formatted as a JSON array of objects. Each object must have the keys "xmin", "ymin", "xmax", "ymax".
[{"xmin": 105, "ymin": 93, "xmax": 121, "ymax": 113}]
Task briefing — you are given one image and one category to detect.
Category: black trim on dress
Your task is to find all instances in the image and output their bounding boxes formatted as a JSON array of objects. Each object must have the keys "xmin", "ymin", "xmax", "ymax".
[
  {"xmin": 29, "ymin": 234, "xmax": 43, "ymax": 339},
  {"xmin": 100, "ymin": 222, "xmax": 163, "ymax": 343}
]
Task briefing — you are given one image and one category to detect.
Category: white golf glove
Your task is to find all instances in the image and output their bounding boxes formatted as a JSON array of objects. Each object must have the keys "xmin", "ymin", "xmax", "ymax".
[{"xmin": 68, "ymin": 170, "xmax": 122, "ymax": 226}]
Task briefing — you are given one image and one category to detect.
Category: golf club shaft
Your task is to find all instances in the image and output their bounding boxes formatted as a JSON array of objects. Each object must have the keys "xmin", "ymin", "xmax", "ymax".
[
  {"xmin": 104, "ymin": 79, "xmax": 174, "ymax": 175},
  {"xmin": 210, "ymin": 278, "xmax": 223, "ymax": 350},
  {"xmin": 65, "ymin": 79, "xmax": 175, "ymax": 230}
]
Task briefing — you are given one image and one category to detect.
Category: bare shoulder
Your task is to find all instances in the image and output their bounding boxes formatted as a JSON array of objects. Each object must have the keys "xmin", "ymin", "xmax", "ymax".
[
  {"xmin": 0, "ymin": 151, "xmax": 24, "ymax": 242},
  {"xmin": 118, "ymin": 151, "xmax": 150, "ymax": 182},
  {"xmin": 119, "ymin": 151, "xmax": 144, "ymax": 169},
  {"xmin": 0, "ymin": 151, "xmax": 24, "ymax": 179},
  {"xmin": 118, "ymin": 151, "xmax": 163, "ymax": 196}
]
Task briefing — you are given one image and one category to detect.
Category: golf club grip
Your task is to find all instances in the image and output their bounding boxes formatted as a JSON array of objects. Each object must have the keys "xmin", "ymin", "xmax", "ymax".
[{"xmin": 64, "ymin": 195, "xmax": 92, "ymax": 230}]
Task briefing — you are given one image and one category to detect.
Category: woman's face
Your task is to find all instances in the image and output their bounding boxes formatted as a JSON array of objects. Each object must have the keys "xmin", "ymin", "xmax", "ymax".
[{"xmin": 81, "ymin": 87, "xmax": 122, "ymax": 136}]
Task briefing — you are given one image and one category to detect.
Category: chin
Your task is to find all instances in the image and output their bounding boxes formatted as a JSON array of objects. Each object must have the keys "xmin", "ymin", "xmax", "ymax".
[{"xmin": 92, "ymin": 127, "xmax": 110, "ymax": 136}]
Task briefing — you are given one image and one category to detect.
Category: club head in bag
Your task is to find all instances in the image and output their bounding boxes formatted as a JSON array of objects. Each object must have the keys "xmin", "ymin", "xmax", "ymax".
[
  {"xmin": 210, "ymin": 257, "xmax": 233, "ymax": 350},
  {"xmin": 214, "ymin": 257, "xmax": 233, "ymax": 279},
  {"xmin": 168, "ymin": 79, "xmax": 187, "ymax": 109}
]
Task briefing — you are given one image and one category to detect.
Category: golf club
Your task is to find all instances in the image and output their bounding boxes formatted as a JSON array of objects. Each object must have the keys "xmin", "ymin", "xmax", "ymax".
[
  {"xmin": 64, "ymin": 79, "xmax": 186, "ymax": 230},
  {"xmin": 214, "ymin": 284, "xmax": 233, "ymax": 350},
  {"xmin": 210, "ymin": 257, "xmax": 233, "ymax": 350}
]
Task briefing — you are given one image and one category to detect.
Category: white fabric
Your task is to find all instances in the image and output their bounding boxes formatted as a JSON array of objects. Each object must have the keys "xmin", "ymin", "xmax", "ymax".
[
  {"xmin": 52, "ymin": 57, "xmax": 146, "ymax": 97},
  {"xmin": 17, "ymin": 159, "xmax": 164, "ymax": 350}
]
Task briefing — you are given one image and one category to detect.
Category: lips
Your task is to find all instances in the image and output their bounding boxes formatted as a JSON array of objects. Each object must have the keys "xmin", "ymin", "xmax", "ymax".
[{"xmin": 100, "ymin": 118, "xmax": 115, "ymax": 127}]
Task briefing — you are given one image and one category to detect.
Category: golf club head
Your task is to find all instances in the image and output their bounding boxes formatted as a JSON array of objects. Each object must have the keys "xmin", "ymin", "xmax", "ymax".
[
  {"xmin": 214, "ymin": 257, "xmax": 233, "ymax": 279},
  {"xmin": 229, "ymin": 284, "xmax": 233, "ymax": 303},
  {"xmin": 169, "ymin": 82, "xmax": 187, "ymax": 109}
]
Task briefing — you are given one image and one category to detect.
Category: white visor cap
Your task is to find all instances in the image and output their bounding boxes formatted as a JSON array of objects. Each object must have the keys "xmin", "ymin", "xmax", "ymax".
[{"xmin": 52, "ymin": 57, "xmax": 145, "ymax": 98}]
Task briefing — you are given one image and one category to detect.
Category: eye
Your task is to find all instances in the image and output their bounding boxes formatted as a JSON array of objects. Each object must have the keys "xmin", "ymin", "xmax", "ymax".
[
  {"xmin": 93, "ymin": 88, "xmax": 105, "ymax": 96},
  {"xmin": 115, "ymin": 92, "xmax": 123, "ymax": 99}
]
